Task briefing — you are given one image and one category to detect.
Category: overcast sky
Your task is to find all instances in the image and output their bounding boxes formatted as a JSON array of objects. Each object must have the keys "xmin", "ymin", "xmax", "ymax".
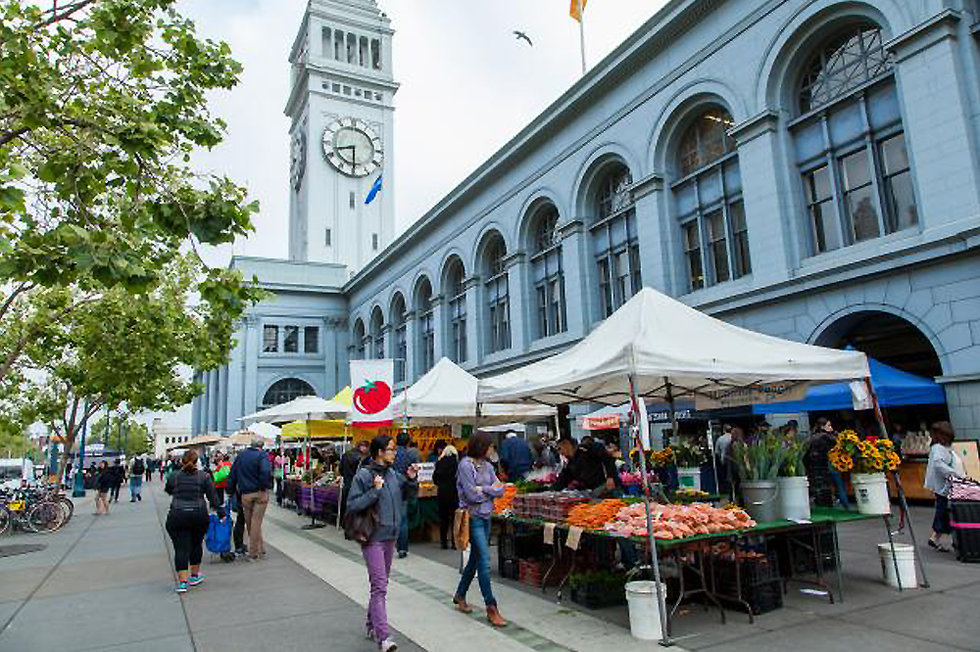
[{"xmin": 153, "ymin": 0, "xmax": 667, "ymax": 428}]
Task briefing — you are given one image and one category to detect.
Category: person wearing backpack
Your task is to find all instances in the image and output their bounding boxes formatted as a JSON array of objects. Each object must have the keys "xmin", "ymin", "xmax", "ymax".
[
  {"xmin": 129, "ymin": 457, "xmax": 145, "ymax": 502},
  {"xmin": 347, "ymin": 435, "xmax": 418, "ymax": 652},
  {"xmin": 391, "ymin": 431, "xmax": 419, "ymax": 558}
]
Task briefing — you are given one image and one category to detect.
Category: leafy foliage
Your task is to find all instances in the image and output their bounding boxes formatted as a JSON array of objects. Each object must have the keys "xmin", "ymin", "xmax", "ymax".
[
  {"xmin": 89, "ymin": 413, "xmax": 150, "ymax": 456},
  {"xmin": 731, "ymin": 434, "xmax": 787, "ymax": 482}
]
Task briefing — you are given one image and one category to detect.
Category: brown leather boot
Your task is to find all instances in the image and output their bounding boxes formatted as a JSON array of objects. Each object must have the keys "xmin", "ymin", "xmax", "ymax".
[
  {"xmin": 452, "ymin": 596, "xmax": 473, "ymax": 614},
  {"xmin": 486, "ymin": 605, "xmax": 507, "ymax": 627}
]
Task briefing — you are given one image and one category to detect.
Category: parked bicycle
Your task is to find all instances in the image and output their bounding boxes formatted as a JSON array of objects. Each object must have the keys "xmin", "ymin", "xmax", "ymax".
[{"xmin": 0, "ymin": 485, "xmax": 74, "ymax": 536}]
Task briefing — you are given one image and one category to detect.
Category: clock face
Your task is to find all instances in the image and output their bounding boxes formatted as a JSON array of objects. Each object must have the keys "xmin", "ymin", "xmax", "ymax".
[{"xmin": 322, "ymin": 117, "xmax": 383, "ymax": 178}]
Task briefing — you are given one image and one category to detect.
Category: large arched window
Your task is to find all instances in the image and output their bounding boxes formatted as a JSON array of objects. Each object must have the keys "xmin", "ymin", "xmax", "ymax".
[
  {"xmin": 352, "ymin": 319, "xmax": 366, "ymax": 360},
  {"xmin": 483, "ymin": 235, "xmax": 511, "ymax": 354},
  {"xmin": 591, "ymin": 164, "xmax": 640, "ymax": 318},
  {"xmin": 529, "ymin": 204, "xmax": 566, "ymax": 338},
  {"xmin": 791, "ymin": 24, "xmax": 916, "ymax": 255},
  {"xmin": 262, "ymin": 378, "xmax": 315, "ymax": 408},
  {"xmin": 673, "ymin": 106, "xmax": 750, "ymax": 292},
  {"xmin": 415, "ymin": 278, "xmax": 435, "ymax": 374},
  {"xmin": 390, "ymin": 293, "xmax": 408, "ymax": 383},
  {"xmin": 444, "ymin": 258, "xmax": 467, "ymax": 363},
  {"xmin": 370, "ymin": 307, "xmax": 385, "ymax": 359}
]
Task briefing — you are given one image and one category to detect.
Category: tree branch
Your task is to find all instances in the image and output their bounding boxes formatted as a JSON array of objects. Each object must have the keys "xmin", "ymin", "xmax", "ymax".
[{"xmin": 0, "ymin": 282, "xmax": 34, "ymax": 323}]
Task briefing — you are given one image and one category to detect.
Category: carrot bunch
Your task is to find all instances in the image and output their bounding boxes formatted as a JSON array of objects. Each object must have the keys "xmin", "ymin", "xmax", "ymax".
[
  {"xmin": 494, "ymin": 484, "xmax": 518, "ymax": 514},
  {"xmin": 565, "ymin": 499, "xmax": 626, "ymax": 530}
]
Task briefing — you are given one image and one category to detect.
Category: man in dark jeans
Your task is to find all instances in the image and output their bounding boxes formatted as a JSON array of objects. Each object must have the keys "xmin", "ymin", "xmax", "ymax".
[
  {"xmin": 392, "ymin": 431, "xmax": 420, "ymax": 558},
  {"xmin": 228, "ymin": 437, "xmax": 273, "ymax": 561},
  {"xmin": 110, "ymin": 459, "xmax": 125, "ymax": 503}
]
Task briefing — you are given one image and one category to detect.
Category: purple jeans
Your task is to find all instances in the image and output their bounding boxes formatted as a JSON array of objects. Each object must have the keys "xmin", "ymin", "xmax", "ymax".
[{"xmin": 362, "ymin": 540, "xmax": 395, "ymax": 641}]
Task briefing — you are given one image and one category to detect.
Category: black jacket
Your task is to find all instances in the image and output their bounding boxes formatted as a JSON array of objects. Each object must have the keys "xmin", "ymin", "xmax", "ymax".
[
  {"xmin": 432, "ymin": 455, "xmax": 459, "ymax": 503},
  {"xmin": 165, "ymin": 469, "xmax": 222, "ymax": 517},
  {"xmin": 228, "ymin": 447, "xmax": 273, "ymax": 496},
  {"xmin": 340, "ymin": 449, "xmax": 367, "ymax": 485},
  {"xmin": 555, "ymin": 444, "xmax": 619, "ymax": 491}
]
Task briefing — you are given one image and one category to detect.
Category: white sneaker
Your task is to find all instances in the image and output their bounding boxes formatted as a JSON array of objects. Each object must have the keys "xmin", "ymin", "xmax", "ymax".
[
  {"xmin": 365, "ymin": 625, "xmax": 375, "ymax": 641},
  {"xmin": 379, "ymin": 639, "xmax": 398, "ymax": 652}
]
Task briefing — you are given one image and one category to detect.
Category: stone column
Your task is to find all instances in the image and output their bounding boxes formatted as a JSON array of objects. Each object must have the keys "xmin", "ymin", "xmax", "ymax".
[
  {"xmin": 630, "ymin": 173, "xmax": 670, "ymax": 293},
  {"xmin": 504, "ymin": 252, "xmax": 528, "ymax": 354},
  {"xmin": 243, "ymin": 316, "xmax": 260, "ymax": 415},
  {"xmin": 558, "ymin": 219, "xmax": 588, "ymax": 337},
  {"xmin": 404, "ymin": 310, "xmax": 417, "ymax": 383},
  {"xmin": 218, "ymin": 365, "xmax": 229, "ymax": 435},
  {"xmin": 431, "ymin": 295, "xmax": 445, "ymax": 363},
  {"xmin": 463, "ymin": 276, "xmax": 480, "ymax": 366},
  {"xmin": 225, "ymin": 324, "xmax": 246, "ymax": 429}
]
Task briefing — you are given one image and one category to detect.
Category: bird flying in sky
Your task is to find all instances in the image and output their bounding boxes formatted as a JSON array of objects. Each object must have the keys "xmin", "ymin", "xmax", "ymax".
[{"xmin": 513, "ymin": 30, "xmax": 533, "ymax": 47}]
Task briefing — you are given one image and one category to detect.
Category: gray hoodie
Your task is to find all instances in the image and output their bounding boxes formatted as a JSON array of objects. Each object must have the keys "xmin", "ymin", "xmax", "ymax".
[{"xmin": 346, "ymin": 462, "xmax": 418, "ymax": 543}]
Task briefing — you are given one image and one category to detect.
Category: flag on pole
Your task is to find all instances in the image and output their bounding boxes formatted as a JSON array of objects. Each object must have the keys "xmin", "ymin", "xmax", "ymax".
[
  {"xmin": 570, "ymin": 0, "xmax": 588, "ymax": 22},
  {"xmin": 349, "ymin": 359, "xmax": 395, "ymax": 426},
  {"xmin": 364, "ymin": 174, "xmax": 383, "ymax": 205}
]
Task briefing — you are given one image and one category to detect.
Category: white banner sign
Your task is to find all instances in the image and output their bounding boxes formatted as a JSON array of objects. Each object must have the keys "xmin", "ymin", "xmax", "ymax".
[
  {"xmin": 695, "ymin": 382, "xmax": 811, "ymax": 410},
  {"xmin": 349, "ymin": 359, "xmax": 395, "ymax": 425}
]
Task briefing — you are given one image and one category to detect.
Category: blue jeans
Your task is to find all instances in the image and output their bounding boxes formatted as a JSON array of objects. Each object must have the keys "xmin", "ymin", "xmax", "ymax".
[
  {"xmin": 828, "ymin": 467, "xmax": 851, "ymax": 510},
  {"xmin": 129, "ymin": 476, "xmax": 142, "ymax": 500},
  {"xmin": 455, "ymin": 516, "xmax": 496, "ymax": 607},
  {"xmin": 397, "ymin": 507, "xmax": 409, "ymax": 553}
]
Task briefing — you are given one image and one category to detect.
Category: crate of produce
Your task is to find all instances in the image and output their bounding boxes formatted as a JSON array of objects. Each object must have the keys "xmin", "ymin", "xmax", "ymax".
[
  {"xmin": 951, "ymin": 501, "xmax": 980, "ymax": 563},
  {"xmin": 568, "ymin": 571, "xmax": 627, "ymax": 609}
]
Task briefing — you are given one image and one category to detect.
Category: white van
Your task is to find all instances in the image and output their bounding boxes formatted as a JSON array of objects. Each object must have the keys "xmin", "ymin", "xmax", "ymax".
[{"xmin": 0, "ymin": 458, "xmax": 35, "ymax": 490}]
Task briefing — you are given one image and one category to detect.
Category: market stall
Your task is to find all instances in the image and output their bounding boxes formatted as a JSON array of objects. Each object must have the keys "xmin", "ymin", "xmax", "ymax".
[{"xmin": 477, "ymin": 287, "xmax": 920, "ymax": 644}]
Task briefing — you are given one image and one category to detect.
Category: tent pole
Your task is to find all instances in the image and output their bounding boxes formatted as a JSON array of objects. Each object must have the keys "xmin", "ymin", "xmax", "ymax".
[
  {"xmin": 629, "ymin": 374, "xmax": 672, "ymax": 646},
  {"xmin": 865, "ymin": 378, "xmax": 929, "ymax": 588}
]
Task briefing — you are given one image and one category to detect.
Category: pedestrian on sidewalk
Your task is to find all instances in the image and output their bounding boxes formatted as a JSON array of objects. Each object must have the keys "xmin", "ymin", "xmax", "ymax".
[
  {"xmin": 432, "ymin": 443, "xmax": 459, "ymax": 550},
  {"xmin": 391, "ymin": 431, "xmax": 420, "ymax": 559},
  {"xmin": 212, "ymin": 454, "xmax": 232, "ymax": 507},
  {"xmin": 347, "ymin": 435, "xmax": 419, "ymax": 652},
  {"xmin": 925, "ymin": 421, "xmax": 963, "ymax": 552},
  {"xmin": 165, "ymin": 449, "xmax": 224, "ymax": 593},
  {"xmin": 453, "ymin": 432, "xmax": 507, "ymax": 627},
  {"xmin": 95, "ymin": 461, "xmax": 112, "ymax": 514},
  {"xmin": 228, "ymin": 436, "xmax": 273, "ymax": 560},
  {"xmin": 129, "ymin": 457, "xmax": 145, "ymax": 502},
  {"xmin": 110, "ymin": 458, "xmax": 125, "ymax": 503}
]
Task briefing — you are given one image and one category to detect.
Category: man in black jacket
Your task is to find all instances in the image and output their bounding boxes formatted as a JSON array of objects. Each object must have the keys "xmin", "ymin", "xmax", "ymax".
[
  {"xmin": 339, "ymin": 440, "xmax": 369, "ymax": 518},
  {"xmin": 554, "ymin": 438, "xmax": 620, "ymax": 494},
  {"xmin": 228, "ymin": 438, "xmax": 273, "ymax": 560}
]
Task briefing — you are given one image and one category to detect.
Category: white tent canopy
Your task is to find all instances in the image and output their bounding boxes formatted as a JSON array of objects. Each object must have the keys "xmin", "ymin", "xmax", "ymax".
[
  {"xmin": 240, "ymin": 395, "xmax": 348, "ymax": 426},
  {"xmin": 243, "ymin": 421, "xmax": 282, "ymax": 439},
  {"xmin": 391, "ymin": 357, "xmax": 556, "ymax": 426},
  {"xmin": 477, "ymin": 287, "xmax": 870, "ymax": 409}
]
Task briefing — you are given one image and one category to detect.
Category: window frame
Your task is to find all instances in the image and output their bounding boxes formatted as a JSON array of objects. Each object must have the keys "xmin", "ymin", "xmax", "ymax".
[
  {"xmin": 530, "ymin": 208, "xmax": 567, "ymax": 340},
  {"xmin": 445, "ymin": 263, "xmax": 468, "ymax": 364},
  {"xmin": 591, "ymin": 166, "xmax": 641, "ymax": 318}
]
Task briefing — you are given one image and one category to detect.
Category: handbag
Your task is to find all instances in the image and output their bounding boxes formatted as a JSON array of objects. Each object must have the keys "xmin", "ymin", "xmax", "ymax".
[
  {"xmin": 453, "ymin": 508, "xmax": 470, "ymax": 550},
  {"xmin": 343, "ymin": 504, "xmax": 379, "ymax": 544}
]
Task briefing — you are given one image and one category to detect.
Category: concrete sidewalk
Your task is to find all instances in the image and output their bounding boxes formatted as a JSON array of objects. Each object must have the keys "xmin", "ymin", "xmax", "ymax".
[{"xmin": 0, "ymin": 481, "xmax": 423, "ymax": 652}]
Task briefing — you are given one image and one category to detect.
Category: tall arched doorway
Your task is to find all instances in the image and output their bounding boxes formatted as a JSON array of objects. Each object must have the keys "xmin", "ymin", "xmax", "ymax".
[
  {"xmin": 814, "ymin": 311, "xmax": 942, "ymax": 378},
  {"xmin": 262, "ymin": 378, "xmax": 315, "ymax": 408}
]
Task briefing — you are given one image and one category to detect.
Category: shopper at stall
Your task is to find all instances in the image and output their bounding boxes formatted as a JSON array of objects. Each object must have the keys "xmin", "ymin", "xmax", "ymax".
[
  {"xmin": 453, "ymin": 432, "xmax": 507, "ymax": 627},
  {"xmin": 164, "ymin": 449, "xmax": 224, "ymax": 593},
  {"xmin": 499, "ymin": 430, "xmax": 533, "ymax": 482},
  {"xmin": 274, "ymin": 449, "xmax": 287, "ymax": 506},
  {"xmin": 432, "ymin": 444, "xmax": 459, "ymax": 549},
  {"xmin": 340, "ymin": 440, "xmax": 370, "ymax": 517},
  {"xmin": 925, "ymin": 421, "xmax": 963, "ymax": 552},
  {"xmin": 810, "ymin": 418, "xmax": 851, "ymax": 511},
  {"xmin": 554, "ymin": 437, "xmax": 619, "ymax": 494},
  {"xmin": 392, "ymin": 431, "xmax": 420, "ymax": 558},
  {"xmin": 228, "ymin": 437, "xmax": 273, "ymax": 560},
  {"xmin": 347, "ymin": 435, "xmax": 418, "ymax": 652}
]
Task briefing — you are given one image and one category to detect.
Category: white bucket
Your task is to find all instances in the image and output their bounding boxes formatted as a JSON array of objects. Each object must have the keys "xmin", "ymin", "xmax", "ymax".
[
  {"xmin": 625, "ymin": 581, "xmax": 666, "ymax": 641},
  {"xmin": 877, "ymin": 543, "xmax": 917, "ymax": 589},
  {"xmin": 853, "ymin": 473, "xmax": 890, "ymax": 515},
  {"xmin": 777, "ymin": 476, "xmax": 811, "ymax": 521},
  {"xmin": 742, "ymin": 480, "xmax": 779, "ymax": 523},
  {"xmin": 677, "ymin": 467, "xmax": 701, "ymax": 491}
]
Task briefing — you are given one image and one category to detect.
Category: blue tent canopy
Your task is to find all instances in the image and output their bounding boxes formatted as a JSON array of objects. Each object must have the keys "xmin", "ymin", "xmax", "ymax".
[{"xmin": 754, "ymin": 358, "xmax": 945, "ymax": 414}]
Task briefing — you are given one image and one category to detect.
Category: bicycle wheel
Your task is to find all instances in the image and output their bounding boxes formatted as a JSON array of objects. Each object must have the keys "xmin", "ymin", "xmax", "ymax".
[
  {"xmin": 27, "ymin": 501, "xmax": 64, "ymax": 533},
  {"xmin": 0, "ymin": 506, "xmax": 9, "ymax": 536},
  {"xmin": 58, "ymin": 496, "xmax": 74, "ymax": 524}
]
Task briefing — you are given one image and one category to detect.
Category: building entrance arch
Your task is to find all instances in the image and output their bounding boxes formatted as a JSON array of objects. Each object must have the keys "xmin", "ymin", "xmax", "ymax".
[{"xmin": 812, "ymin": 310, "xmax": 942, "ymax": 378}]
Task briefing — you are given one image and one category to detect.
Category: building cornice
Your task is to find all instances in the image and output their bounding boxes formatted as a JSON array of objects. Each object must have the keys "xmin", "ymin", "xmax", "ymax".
[
  {"xmin": 729, "ymin": 109, "xmax": 780, "ymax": 146},
  {"xmin": 885, "ymin": 9, "xmax": 962, "ymax": 63}
]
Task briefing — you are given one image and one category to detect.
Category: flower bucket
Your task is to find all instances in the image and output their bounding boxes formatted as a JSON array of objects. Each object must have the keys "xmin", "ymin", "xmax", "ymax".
[
  {"xmin": 625, "ymin": 581, "xmax": 666, "ymax": 641},
  {"xmin": 677, "ymin": 467, "xmax": 701, "ymax": 491},
  {"xmin": 742, "ymin": 480, "xmax": 779, "ymax": 523},
  {"xmin": 777, "ymin": 476, "xmax": 811, "ymax": 521},
  {"xmin": 877, "ymin": 543, "xmax": 917, "ymax": 589},
  {"xmin": 853, "ymin": 472, "xmax": 890, "ymax": 515}
]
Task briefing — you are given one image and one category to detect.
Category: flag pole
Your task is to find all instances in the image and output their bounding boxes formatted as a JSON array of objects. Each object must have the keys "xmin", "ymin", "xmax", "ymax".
[{"xmin": 577, "ymin": 0, "xmax": 587, "ymax": 75}]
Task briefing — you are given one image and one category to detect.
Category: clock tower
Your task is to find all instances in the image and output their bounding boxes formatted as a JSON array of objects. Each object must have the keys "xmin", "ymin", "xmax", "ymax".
[{"xmin": 286, "ymin": 0, "xmax": 397, "ymax": 276}]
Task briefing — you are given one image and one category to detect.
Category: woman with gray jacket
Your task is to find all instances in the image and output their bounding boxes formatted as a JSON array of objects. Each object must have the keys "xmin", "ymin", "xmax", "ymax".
[
  {"xmin": 347, "ymin": 435, "xmax": 418, "ymax": 652},
  {"xmin": 925, "ymin": 421, "xmax": 962, "ymax": 552}
]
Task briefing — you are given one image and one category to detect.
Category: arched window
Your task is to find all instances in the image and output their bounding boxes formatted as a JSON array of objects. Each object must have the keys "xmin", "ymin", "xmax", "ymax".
[
  {"xmin": 591, "ymin": 164, "xmax": 640, "ymax": 318},
  {"xmin": 673, "ymin": 107, "xmax": 749, "ymax": 292},
  {"xmin": 415, "ymin": 278, "xmax": 435, "ymax": 374},
  {"xmin": 483, "ymin": 235, "xmax": 511, "ymax": 353},
  {"xmin": 370, "ymin": 307, "xmax": 385, "ymax": 359},
  {"xmin": 791, "ymin": 24, "xmax": 916, "ymax": 255},
  {"xmin": 352, "ymin": 319, "xmax": 366, "ymax": 360},
  {"xmin": 390, "ymin": 294, "xmax": 408, "ymax": 383},
  {"xmin": 262, "ymin": 378, "xmax": 315, "ymax": 407},
  {"xmin": 529, "ymin": 204, "xmax": 566, "ymax": 338},
  {"xmin": 444, "ymin": 258, "xmax": 467, "ymax": 363}
]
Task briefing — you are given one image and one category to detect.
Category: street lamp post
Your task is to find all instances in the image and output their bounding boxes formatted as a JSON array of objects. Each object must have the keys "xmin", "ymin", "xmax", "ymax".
[{"xmin": 72, "ymin": 402, "xmax": 89, "ymax": 497}]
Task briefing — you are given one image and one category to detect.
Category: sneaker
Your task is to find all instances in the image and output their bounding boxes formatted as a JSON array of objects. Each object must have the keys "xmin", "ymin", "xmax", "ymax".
[
  {"xmin": 365, "ymin": 625, "xmax": 376, "ymax": 641},
  {"xmin": 379, "ymin": 639, "xmax": 398, "ymax": 652},
  {"xmin": 397, "ymin": 551, "xmax": 407, "ymax": 559},
  {"xmin": 176, "ymin": 582, "xmax": 188, "ymax": 594},
  {"xmin": 189, "ymin": 574, "xmax": 206, "ymax": 587}
]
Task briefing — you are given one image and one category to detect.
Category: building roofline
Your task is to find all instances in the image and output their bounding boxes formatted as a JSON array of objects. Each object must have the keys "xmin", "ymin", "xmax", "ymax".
[{"xmin": 345, "ymin": 0, "xmax": 707, "ymax": 293}]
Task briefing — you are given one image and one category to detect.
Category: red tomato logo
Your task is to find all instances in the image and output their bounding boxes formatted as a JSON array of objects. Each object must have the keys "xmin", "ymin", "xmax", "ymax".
[{"xmin": 353, "ymin": 380, "xmax": 392, "ymax": 415}]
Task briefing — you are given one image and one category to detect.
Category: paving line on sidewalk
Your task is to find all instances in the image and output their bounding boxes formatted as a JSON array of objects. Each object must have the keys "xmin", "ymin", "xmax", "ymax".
[
  {"xmin": 150, "ymin": 482, "xmax": 199, "ymax": 652},
  {"xmin": 0, "ymin": 507, "xmax": 98, "ymax": 636},
  {"xmin": 267, "ymin": 514, "xmax": 573, "ymax": 652}
]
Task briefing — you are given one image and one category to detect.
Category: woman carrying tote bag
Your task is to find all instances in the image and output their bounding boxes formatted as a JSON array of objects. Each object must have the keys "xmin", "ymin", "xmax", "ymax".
[{"xmin": 346, "ymin": 435, "xmax": 418, "ymax": 652}]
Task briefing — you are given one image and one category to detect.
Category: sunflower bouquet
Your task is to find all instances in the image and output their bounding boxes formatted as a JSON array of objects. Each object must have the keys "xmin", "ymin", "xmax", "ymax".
[
  {"xmin": 649, "ymin": 447, "xmax": 675, "ymax": 468},
  {"xmin": 828, "ymin": 430, "xmax": 901, "ymax": 474}
]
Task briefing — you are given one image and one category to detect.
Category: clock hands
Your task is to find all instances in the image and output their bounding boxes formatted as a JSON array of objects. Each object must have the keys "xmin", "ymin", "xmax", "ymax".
[{"xmin": 336, "ymin": 144, "xmax": 356, "ymax": 163}]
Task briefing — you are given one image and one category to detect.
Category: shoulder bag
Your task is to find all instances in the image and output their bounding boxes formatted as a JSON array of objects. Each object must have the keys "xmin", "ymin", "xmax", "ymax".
[
  {"xmin": 343, "ymin": 471, "xmax": 380, "ymax": 544},
  {"xmin": 453, "ymin": 508, "xmax": 470, "ymax": 550}
]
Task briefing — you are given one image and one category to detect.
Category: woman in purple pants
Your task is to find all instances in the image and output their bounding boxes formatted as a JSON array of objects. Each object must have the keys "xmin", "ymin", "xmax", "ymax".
[{"xmin": 347, "ymin": 435, "xmax": 418, "ymax": 652}]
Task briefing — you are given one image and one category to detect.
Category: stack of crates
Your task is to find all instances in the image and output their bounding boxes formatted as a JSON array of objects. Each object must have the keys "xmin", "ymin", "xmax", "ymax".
[{"xmin": 712, "ymin": 549, "xmax": 783, "ymax": 615}]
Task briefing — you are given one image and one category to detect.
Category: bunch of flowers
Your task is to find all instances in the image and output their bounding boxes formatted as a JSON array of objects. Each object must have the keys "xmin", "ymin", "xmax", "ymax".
[
  {"xmin": 829, "ymin": 430, "xmax": 901, "ymax": 474},
  {"xmin": 673, "ymin": 439, "xmax": 707, "ymax": 467},
  {"xmin": 650, "ymin": 447, "xmax": 674, "ymax": 467}
]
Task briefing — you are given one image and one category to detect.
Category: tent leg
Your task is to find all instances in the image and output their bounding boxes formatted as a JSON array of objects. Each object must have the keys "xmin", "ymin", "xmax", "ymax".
[{"xmin": 630, "ymin": 375, "xmax": 673, "ymax": 647}]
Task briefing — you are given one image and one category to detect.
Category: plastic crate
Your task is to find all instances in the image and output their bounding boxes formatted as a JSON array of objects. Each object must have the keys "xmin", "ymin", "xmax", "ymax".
[
  {"xmin": 951, "ymin": 501, "xmax": 980, "ymax": 563},
  {"xmin": 570, "ymin": 581, "xmax": 627, "ymax": 609},
  {"xmin": 777, "ymin": 529, "xmax": 837, "ymax": 576},
  {"xmin": 738, "ymin": 579, "xmax": 783, "ymax": 615},
  {"xmin": 500, "ymin": 558, "xmax": 520, "ymax": 580},
  {"xmin": 713, "ymin": 552, "xmax": 781, "ymax": 595}
]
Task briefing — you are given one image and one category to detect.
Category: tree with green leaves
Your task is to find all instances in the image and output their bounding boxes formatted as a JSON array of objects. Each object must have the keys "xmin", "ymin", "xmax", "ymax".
[
  {"xmin": 89, "ymin": 413, "xmax": 150, "ymax": 457},
  {"xmin": 0, "ymin": 0, "xmax": 260, "ymax": 382}
]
